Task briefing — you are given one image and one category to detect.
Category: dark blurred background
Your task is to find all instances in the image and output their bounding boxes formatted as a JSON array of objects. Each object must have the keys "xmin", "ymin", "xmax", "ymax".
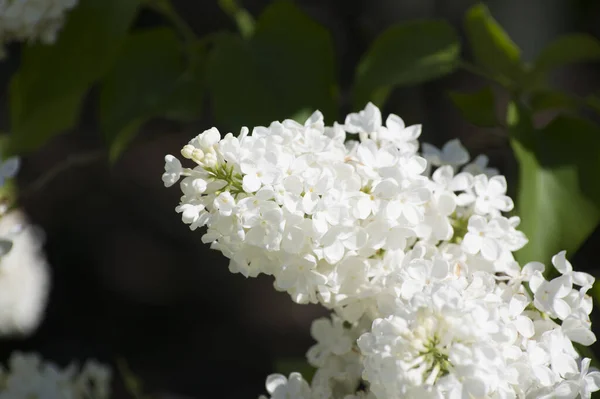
[{"xmin": 0, "ymin": 0, "xmax": 599, "ymax": 398}]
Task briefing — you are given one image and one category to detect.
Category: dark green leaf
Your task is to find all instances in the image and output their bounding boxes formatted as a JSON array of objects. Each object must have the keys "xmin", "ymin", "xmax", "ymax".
[
  {"xmin": 8, "ymin": 0, "xmax": 140, "ymax": 155},
  {"xmin": 448, "ymin": 87, "xmax": 497, "ymax": 127},
  {"xmin": 533, "ymin": 34, "xmax": 600, "ymax": 76},
  {"xmin": 207, "ymin": 0, "xmax": 337, "ymax": 130},
  {"xmin": 464, "ymin": 3, "xmax": 524, "ymax": 84},
  {"xmin": 100, "ymin": 28, "xmax": 182, "ymax": 137},
  {"xmin": 161, "ymin": 57, "xmax": 206, "ymax": 122},
  {"xmin": 529, "ymin": 90, "xmax": 580, "ymax": 113},
  {"xmin": 218, "ymin": 0, "xmax": 255, "ymax": 39},
  {"xmin": 353, "ymin": 20, "xmax": 460, "ymax": 108},
  {"xmin": 107, "ymin": 119, "xmax": 145, "ymax": 164},
  {"xmin": 510, "ymin": 107, "xmax": 600, "ymax": 264},
  {"xmin": 586, "ymin": 94, "xmax": 600, "ymax": 114},
  {"xmin": 99, "ymin": 28, "xmax": 204, "ymax": 161}
]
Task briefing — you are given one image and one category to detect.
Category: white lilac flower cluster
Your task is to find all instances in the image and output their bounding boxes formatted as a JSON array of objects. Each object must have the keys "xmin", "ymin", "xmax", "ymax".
[
  {"xmin": 0, "ymin": 352, "xmax": 111, "ymax": 398},
  {"xmin": 0, "ymin": 0, "xmax": 78, "ymax": 58},
  {"xmin": 163, "ymin": 103, "xmax": 600, "ymax": 399},
  {"xmin": 0, "ymin": 155, "xmax": 50, "ymax": 337}
]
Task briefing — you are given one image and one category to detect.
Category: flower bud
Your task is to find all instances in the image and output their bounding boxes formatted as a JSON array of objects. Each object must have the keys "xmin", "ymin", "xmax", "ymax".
[
  {"xmin": 192, "ymin": 149, "xmax": 205, "ymax": 163},
  {"xmin": 181, "ymin": 145, "xmax": 195, "ymax": 159}
]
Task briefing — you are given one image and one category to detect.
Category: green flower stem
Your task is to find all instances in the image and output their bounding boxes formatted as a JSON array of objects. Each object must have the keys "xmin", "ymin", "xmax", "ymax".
[
  {"xmin": 459, "ymin": 60, "xmax": 513, "ymax": 90},
  {"xmin": 420, "ymin": 337, "xmax": 451, "ymax": 382},
  {"xmin": 205, "ymin": 163, "xmax": 245, "ymax": 197},
  {"xmin": 5, "ymin": 150, "xmax": 105, "ymax": 213},
  {"xmin": 449, "ymin": 215, "xmax": 469, "ymax": 244},
  {"xmin": 145, "ymin": 0, "xmax": 197, "ymax": 43},
  {"xmin": 217, "ymin": 0, "xmax": 255, "ymax": 39}
]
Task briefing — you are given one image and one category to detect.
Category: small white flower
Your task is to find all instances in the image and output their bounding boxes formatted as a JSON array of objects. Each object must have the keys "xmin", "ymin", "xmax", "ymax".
[
  {"xmin": 261, "ymin": 373, "xmax": 312, "ymax": 399},
  {"xmin": 530, "ymin": 271, "xmax": 573, "ymax": 320},
  {"xmin": 162, "ymin": 155, "xmax": 182, "ymax": 187},
  {"xmin": 378, "ymin": 113, "xmax": 421, "ymax": 154},
  {"xmin": 461, "ymin": 215, "xmax": 502, "ymax": 260},
  {"xmin": 344, "ymin": 102, "xmax": 382, "ymax": 136},
  {"xmin": 554, "ymin": 358, "xmax": 600, "ymax": 399},
  {"xmin": 306, "ymin": 315, "xmax": 352, "ymax": 367},
  {"xmin": 214, "ymin": 192, "xmax": 235, "ymax": 216},
  {"xmin": 472, "ymin": 174, "xmax": 513, "ymax": 215},
  {"xmin": 462, "ymin": 154, "xmax": 498, "ymax": 177},
  {"xmin": 431, "ymin": 165, "xmax": 473, "ymax": 193},
  {"xmin": 552, "ymin": 251, "xmax": 595, "ymax": 287}
]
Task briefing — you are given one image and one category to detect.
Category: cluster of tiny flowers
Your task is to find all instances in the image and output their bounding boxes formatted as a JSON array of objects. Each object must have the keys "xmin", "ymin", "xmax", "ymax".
[
  {"xmin": 0, "ymin": 0, "xmax": 78, "ymax": 58},
  {"xmin": 164, "ymin": 103, "xmax": 600, "ymax": 398},
  {"xmin": 0, "ymin": 352, "xmax": 112, "ymax": 398}
]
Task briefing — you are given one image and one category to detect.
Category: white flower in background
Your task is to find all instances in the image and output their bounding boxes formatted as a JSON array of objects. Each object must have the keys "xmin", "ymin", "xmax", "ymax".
[
  {"xmin": 0, "ymin": 351, "xmax": 112, "ymax": 399},
  {"xmin": 164, "ymin": 103, "xmax": 599, "ymax": 399},
  {"xmin": 259, "ymin": 373, "xmax": 312, "ymax": 399},
  {"xmin": 0, "ymin": 0, "xmax": 78, "ymax": 58},
  {"xmin": 462, "ymin": 154, "xmax": 499, "ymax": 177},
  {"xmin": 75, "ymin": 359, "xmax": 113, "ymax": 399},
  {"xmin": 0, "ymin": 209, "xmax": 50, "ymax": 337},
  {"xmin": 421, "ymin": 138, "xmax": 470, "ymax": 169}
]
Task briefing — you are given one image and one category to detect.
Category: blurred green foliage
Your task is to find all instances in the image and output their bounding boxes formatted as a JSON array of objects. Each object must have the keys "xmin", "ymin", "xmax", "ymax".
[
  {"xmin": 353, "ymin": 20, "xmax": 460, "ymax": 108},
  {"xmin": 8, "ymin": 0, "xmax": 140, "ymax": 154},
  {"xmin": 207, "ymin": 1, "xmax": 337, "ymax": 129}
]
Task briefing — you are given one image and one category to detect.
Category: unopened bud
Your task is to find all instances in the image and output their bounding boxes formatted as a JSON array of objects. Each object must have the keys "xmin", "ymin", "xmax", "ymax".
[
  {"xmin": 202, "ymin": 152, "xmax": 218, "ymax": 168},
  {"xmin": 181, "ymin": 145, "xmax": 195, "ymax": 159},
  {"xmin": 192, "ymin": 149, "xmax": 205, "ymax": 162}
]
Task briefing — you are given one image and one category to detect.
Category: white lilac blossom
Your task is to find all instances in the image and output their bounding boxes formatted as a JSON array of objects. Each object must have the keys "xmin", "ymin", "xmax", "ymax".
[
  {"xmin": 0, "ymin": 0, "xmax": 78, "ymax": 58},
  {"xmin": 0, "ymin": 352, "xmax": 112, "ymax": 398},
  {"xmin": 164, "ymin": 103, "xmax": 599, "ymax": 399},
  {"xmin": 0, "ymin": 209, "xmax": 50, "ymax": 337},
  {"xmin": 0, "ymin": 156, "xmax": 50, "ymax": 337}
]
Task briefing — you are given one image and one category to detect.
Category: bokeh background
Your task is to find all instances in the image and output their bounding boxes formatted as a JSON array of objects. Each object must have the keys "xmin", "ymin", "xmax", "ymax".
[{"xmin": 1, "ymin": 0, "xmax": 599, "ymax": 397}]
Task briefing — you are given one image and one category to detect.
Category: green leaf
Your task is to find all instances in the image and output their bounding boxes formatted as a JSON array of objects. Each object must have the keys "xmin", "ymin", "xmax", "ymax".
[
  {"xmin": 206, "ymin": 0, "xmax": 337, "ymax": 130},
  {"xmin": 533, "ymin": 34, "xmax": 600, "ymax": 76},
  {"xmin": 464, "ymin": 3, "xmax": 524, "ymax": 84},
  {"xmin": 529, "ymin": 90, "xmax": 580, "ymax": 113},
  {"xmin": 8, "ymin": 0, "xmax": 140, "ymax": 155},
  {"xmin": 107, "ymin": 119, "xmax": 145, "ymax": 164},
  {"xmin": 586, "ymin": 94, "xmax": 600, "ymax": 114},
  {"xmin": 353, "ymin": 20, "xmax": 460, "ymax": 108},
  {"xmin": 218, "ymin": 0, "xmax": 255, "ymax": 39},
  {"xmin": 448, "ymin": 87, "xmax": 497, "ymax": 127},
  {"xmin": 99, "ymin": 28, "xmax": 204, "ymax": 161},
  {"xmin": 161, "ymin": 57, "xmax": 206, "ymax": 122},
  {"xmin": 510, "ymin": 107, "xmax": 600, "ymax": 265}
]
